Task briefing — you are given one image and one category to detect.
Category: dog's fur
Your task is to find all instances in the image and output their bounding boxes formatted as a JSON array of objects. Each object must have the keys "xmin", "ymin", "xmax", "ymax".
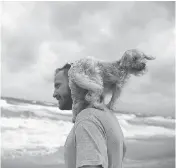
[{"xmin": 68, "ymin": 49, "xmax": 155, "ymax": 123}]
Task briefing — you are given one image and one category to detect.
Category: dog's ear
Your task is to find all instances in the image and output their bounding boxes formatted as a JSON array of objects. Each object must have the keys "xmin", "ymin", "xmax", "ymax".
[
  {"xmin": 144, "ymin": 55, "xmax": 156, "ymax": 60},
  {"xmin": 119, "ymin": 55, "xmax": 127, "ymax": 67},
  {"xmin": 119, "ymin": 60, "xmax": 123, "ymax": 67}
]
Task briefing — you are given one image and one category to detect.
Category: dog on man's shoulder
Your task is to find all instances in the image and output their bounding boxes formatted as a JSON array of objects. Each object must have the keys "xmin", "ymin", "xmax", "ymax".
[{"xmin": 68, "ymin": 49, "xmax": 155, "ymax": 123}]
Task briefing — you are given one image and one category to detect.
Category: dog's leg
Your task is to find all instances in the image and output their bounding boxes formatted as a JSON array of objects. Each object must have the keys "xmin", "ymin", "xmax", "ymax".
[
  {"xmin": 73, "ymin": 73, "xmax": 106, "ymax": 110},
  {"xmin": 73, "ymin": 73, "xmax": 103, "ymax": 92},
  {"xmin": 107, "ymin": 84, "xmax": 121, "ymax": 110},
  {"xmin": 85, "ymin": 91, "xmax": 107, "ymax": 111},
  {"xmin": 73, "ymin": 73, "xmax": 103, "ymax": 102}
]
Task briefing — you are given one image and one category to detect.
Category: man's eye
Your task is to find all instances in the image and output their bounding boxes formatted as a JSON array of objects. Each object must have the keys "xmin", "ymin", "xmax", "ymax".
[{"xmin": 55, "ymin": 84, "xmax": 60, "ymax": 88}]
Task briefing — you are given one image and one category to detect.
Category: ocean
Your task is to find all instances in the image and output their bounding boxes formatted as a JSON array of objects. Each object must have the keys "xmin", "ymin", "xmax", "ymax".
[{"xmin": 1, "ymin": 97, "xmax": 175, "ymax": 168}]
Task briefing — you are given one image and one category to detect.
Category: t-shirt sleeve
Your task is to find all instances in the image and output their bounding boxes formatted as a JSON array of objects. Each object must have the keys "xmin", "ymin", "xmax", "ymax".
[{"xmin": 75, "ymin": 119, "xmax": 108, "ymax": 168}]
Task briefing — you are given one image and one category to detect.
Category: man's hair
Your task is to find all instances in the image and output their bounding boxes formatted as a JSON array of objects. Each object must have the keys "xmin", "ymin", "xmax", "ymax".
[{"xmin": 55, "ymin": 63, "xmax": 72, "ymax": 77}]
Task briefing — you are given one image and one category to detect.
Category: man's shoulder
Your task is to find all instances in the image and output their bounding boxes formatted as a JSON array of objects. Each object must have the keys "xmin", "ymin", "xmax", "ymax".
[
  {"xmin": 75, "ymin": 108, "xmax": 95, "ymax": 122},
  {"xmin": 75, "ymin": 107, "xmax": 105, "ymax": 121},
  {"xmin": 74, "ymin": 107, "xmax": 124, "ymax": 141},
  {"xmin": 75, "ymin": 107, "xmax": 115, "ymax": 127}
]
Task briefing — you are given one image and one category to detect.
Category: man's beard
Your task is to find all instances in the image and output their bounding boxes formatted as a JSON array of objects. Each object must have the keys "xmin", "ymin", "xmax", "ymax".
[{"xmin": 59, "ymin": 94, "xmax": 73, "ymax": 110}]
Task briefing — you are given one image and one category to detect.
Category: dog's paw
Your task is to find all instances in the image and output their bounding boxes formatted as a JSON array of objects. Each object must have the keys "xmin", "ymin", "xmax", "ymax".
[
  {"xmin": 106, "ymin": 103, "xmax": 111, "ymax": 109},
  {"xmin": 107, "ymin": 102, "xmax": 113, "ymax": 109},
  {"xmin": 109, "ymin": 106, "xmax": 117, "ymax": 111},
  {"xmin": 107, "ymin": 102, "xmax": 117, "ymax": 111}
]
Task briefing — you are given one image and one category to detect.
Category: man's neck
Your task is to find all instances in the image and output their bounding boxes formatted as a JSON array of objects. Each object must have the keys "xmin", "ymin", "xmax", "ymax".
[{"xmin": 72, "ymin": 101, "xmax": 90, "ymax": 123}]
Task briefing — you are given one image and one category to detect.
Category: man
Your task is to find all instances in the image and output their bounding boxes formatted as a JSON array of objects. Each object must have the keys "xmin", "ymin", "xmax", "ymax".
[{"xmin": 53, "ymin": 63, "xmax": 126, "ymax": 168}]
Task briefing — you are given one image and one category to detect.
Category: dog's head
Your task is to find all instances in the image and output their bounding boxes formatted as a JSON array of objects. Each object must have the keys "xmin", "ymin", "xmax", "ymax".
[{"xmin": 119, "ymin": 49, "xmax": 155, "ymax": 76}]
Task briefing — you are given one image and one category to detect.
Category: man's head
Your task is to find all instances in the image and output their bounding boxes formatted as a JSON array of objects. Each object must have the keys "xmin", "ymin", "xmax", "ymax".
[{"xmin": 53, "ymin": 63, "xmax": 73, "ymax": 110}]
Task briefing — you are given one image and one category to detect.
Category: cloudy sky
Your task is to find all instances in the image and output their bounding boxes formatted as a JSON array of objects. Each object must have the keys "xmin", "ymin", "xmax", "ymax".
[{"xmin": 1, "ymin": 1, "xmax": 175, "ymax": 117}]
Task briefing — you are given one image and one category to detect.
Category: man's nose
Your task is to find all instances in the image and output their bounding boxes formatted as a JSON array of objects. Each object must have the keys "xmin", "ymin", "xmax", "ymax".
[{"xmin": 53, "ymin": 90, "xmax": 57, "ymax": 98}]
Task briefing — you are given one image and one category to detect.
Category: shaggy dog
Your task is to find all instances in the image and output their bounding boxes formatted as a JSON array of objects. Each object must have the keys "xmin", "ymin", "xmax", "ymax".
[{"xmin": 68, "ymin": 49, "xmax": 155, "ymax": 123}]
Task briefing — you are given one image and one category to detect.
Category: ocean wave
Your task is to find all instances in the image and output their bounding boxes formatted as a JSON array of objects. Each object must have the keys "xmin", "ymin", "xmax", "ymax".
[
  {"xmin": 0, "ymin": 99, "xmax": 72, "ymax": 117},
  {"xmin": 115, "ymin": 113, "xmax": 136, "ymax": 120},
  {"xmin": 1, "ymin": 97, "xmax": 57, "ymax": 107},
  {"xmin": 1, "ymin": 97, "xmax": 175, "ymax": 157},
  {"xmin": 146, "ymin": 116, "xmax": 175, "ymax": 124},
  {"xmin": 127, "ymin": 118, "xmax": 175, "ymax": 130},
  {"xmin": 1, "ymin": 99, "xmax": 175, "ymax": 123},
  {"xmin": 1, "ymin": 99, "xmax": 175, "ymax": 137},
  {"xmin": 119, "ymin": 119, "xmax": 175, "ymax": 139},
  {"xmin": 1, "ymin": 108, "xmax": 72, "ymax": 122},
  {"xmin": 1, "ymin": 116, "xmax": 175, "ymax": 154},
  {"xmin": 1, "ymin": 118, "xmax": 73, "ymax": 154},
  {"xmin": 0, "ymin": 99, "xmax": 9, "ymax": 107}
]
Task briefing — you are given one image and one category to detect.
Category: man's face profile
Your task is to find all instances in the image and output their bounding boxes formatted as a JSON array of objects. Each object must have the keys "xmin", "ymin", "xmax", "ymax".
[{"xmin": 53, "ymin": 70, "xmax": 72, "ymax": 110}]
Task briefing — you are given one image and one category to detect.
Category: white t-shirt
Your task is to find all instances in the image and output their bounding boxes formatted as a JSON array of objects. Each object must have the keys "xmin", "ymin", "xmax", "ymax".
[{"xmin": 64, "ymin": 108, "xmax": 125, "ymax": 168}]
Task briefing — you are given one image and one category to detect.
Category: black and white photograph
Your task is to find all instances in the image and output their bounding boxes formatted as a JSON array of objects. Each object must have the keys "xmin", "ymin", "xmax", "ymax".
[{"xmin": 1, "ymin": 1, "xmax": 175, "ymax": 168}]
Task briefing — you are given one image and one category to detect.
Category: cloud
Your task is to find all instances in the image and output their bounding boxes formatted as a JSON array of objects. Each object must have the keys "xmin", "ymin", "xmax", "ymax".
[
  {"xmin": 2, "ymin": 2, "xmax": 51, "ymax": 72},
  {"xmin": 34, "ymin": 40, "xmax": 83, "ymax": 82}
]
